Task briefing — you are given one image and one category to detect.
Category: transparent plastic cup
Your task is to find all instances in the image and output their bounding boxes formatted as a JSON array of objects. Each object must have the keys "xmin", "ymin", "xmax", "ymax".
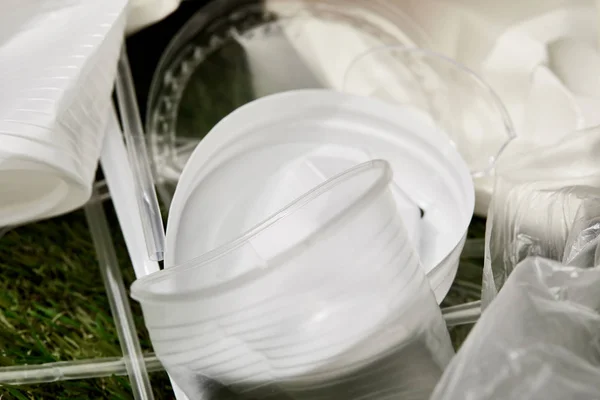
[
  {"xmin": 131, "ymin": 160, "xmax": 454, "ymax": 399},
  {"xmin": 0, "ymin": 139, "xmax": 92, "ymax": 226},
  {"xmin": 166, "ymin": 142, "xmax": 421, "ymax": 269},
  {"xmin": 145, "ymin": 0, "xmax": 433, "ymax": 207},
  {"xmin": 343, "ymin": 47, "xmax": 516, "ymax": 179}
]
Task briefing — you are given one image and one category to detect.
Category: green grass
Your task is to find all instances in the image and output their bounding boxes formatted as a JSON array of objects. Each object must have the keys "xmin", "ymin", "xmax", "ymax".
[
  {"xmin": 0, "ymin": 201, "xmax": 485, "ymax": 398},
  {"xmin": 0, "ymin": 205, "xmax": 173, "ymax": 399}
]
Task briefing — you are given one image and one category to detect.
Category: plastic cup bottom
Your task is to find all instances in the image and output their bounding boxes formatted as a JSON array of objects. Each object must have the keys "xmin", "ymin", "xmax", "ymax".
[{"xmin": 0, "ymin": 145, "xmax": 91, "ymax": 226}]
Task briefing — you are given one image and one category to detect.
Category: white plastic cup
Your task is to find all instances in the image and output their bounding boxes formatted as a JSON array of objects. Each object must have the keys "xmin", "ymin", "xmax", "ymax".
[
  {"xmin": 164, "ymin": 90, "xmax": 475, "ymax": 303},
  {"xmin": 0, "ymin": 0, "xmax": 127, "ymax": 226},
  {"xmin": 0, "ymin": 137, "xmax": 92, "ymax": 226},
  {"xmin": 132, "ymin": 160, "xmax": 453, "ymax": 399}
]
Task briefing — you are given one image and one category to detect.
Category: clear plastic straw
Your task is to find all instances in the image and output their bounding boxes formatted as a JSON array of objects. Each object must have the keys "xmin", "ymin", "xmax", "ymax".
[
  {"xmin": 100, "ymin": 108, "xmax": 188, "ymax": 399},
  {"xmin": 115, "ymin": 45, "xmax": 166, "ymax": 262},
  {"xmin": 84, "ymin": 200, "xmax": 155, "ymax": 400},
  {"xmin": 89, "ymin": 180, "xmax": 111, "ymax": 204},
  {"xmin": 461, "ymin": 238, "xmax": 485, "ymax": 259},
  {"xmin": 0, "ymin": 355, "xmax": 162, "ymax": 386},
  {"xmin": 101, "ymin": 108, "xmax": 161, "ymax": 277},
  {"xmin": 442, "ymin": 300, "xmax": 482, "ymax": 327}
]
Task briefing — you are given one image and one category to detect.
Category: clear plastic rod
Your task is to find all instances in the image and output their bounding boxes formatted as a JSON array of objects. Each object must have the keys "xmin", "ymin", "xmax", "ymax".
[
  {"xmin": 89, "ymin": 180, "xmax": 111, "ymax": 204},
  {"xmin": 442, "ymin": 300, "xmax": 482, "ymax": 327},
  {"xmin": 0, "ymin": 306, "xmax": 483, "ymax": 386},
  {"xmin": 101, "ymin": 109, "xmax": 161, "ymax": 277},
  {"xmin": 115, "ymin": 45, "xmax": 166, "ymax": 262},
  {"xmin": 0, "ymin": 355, "xmax": 162, "ymax": 386},
  {"xmin": 100, "ymin": 109, "xmax": 189, "ymax": 400},
  {"xmin": 84, "ymin": 200, "xmax": 155, "ymax": 400},
  {"xmin": 461, "ymin": 238, "xmax": 485, "ymax": 259}
]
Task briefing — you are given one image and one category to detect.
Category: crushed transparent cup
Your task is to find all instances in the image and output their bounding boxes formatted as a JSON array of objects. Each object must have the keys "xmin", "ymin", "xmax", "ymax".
[{"xmin": 132, "ymin": 160, "xmax": 453, "ymax": 399}]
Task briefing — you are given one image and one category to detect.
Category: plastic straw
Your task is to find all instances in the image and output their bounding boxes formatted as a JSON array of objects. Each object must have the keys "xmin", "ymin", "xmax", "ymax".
[
  {"xmin": 461, "ymin": 238, "xmax": 485, "ymax": 259},
  {"xmin": 115, "ymin": 45, "xmax": 166, "ymax": 262},
  {"xmin": 101, "ymin": 105, "xmax": 188, "ymax": 399},
  {"xmin": 0, "ymin": 355, "xmax": 162, "ymax": 386},
  {"xmin": 442, "ymin": 300, "xmax": 482, "ymax": 326},
  {"xmin": 100, "ymin": 108, "xmax": 189, "ymax": 400},
  {"xmin": 101, "ymin": 109, "xmax": 161, "ymax": 277},
  {"xmin": 84, "ymin": 200, "xmax": 155, "ymax": 400},
  {"xmin": 89, "ymin": 180, "xmax": 111, "ymax": 204}
]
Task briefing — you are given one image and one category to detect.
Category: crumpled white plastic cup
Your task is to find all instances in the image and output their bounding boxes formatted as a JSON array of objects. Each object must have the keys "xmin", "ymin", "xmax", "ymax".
[{"xmin": 132, "ymin": 160, "xmax": 454, "ymax": 398}]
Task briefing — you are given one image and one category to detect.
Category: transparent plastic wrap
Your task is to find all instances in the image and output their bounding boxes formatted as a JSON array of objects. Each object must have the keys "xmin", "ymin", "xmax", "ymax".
[
  {"xmin": 431, "ymin": 256, "xmax": 600, "ymax": 400},
  {"xmin": 483, "ymin": 126, "xmax": 600, "ymax": 304},
  {"xmin": 562, "ymin": 199, "xmax": 600, "ymax": 267}
]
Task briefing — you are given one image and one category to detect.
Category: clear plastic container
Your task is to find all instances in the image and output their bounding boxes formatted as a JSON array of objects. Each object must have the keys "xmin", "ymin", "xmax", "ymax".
[
  {"xmin": 343, "ymin": 47, "xmax": 516, "ymax": 215},
  {"xmin": 131, "ymin": 160, "xmax": 454, "ymax": 399},
  {"xmin": 343, "ymin": 47, "xmax": 515, "ymax": 178},
  {"xmin": 483, "ymin": 126, "xmax": 600, "ymax": 304},
  {"xmin": 166, "ymin": 142, "xmax": 421, "ymax": 269},
  {"xmin": 145, "ymin": 0, "xmax": 432, "ymax": 207}
]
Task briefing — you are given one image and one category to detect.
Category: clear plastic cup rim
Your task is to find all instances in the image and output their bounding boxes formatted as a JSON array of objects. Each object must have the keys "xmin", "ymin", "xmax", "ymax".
[
  {"xmin": 132, "ymin": 159, "xmax": 393, "ymax": 303},
  {"xmin": 342, "ymin": 46, "xmax": 517, "ymax": 178},
  {"xmin": 137, "ymin": 264, "xmax": 426, "ymax": 338}
]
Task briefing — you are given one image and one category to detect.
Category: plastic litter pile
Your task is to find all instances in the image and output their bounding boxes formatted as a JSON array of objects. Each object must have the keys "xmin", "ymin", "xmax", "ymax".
[{"xmin": 1, "ymin": 0, "xmax": 600, "ymax": 399}]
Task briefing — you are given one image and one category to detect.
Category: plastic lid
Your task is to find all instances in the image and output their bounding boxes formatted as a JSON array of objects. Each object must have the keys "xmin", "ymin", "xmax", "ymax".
[{"xmin": 146, "ymin": 0, "xmax": 432, "ymax": 205}]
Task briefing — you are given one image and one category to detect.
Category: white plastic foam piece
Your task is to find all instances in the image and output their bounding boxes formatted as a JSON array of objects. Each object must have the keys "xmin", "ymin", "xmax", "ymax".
[
  {"xmin": 549, "ymin": 38, "xmax": 600, "ymax": 97},
  {"xmin": 549, "ymin": 38, "xmax": 600, "ymax": 128},
  {"xmin": 262, "ymin": 0, "xmax": 422, "ymax": 91},
  {"xmin": 521, "ymin": 65, "xmax": 585, "ymax": 145}
]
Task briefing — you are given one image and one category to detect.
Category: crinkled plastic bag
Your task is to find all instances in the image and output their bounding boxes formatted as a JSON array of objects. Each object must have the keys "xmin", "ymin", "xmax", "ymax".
[
  {"xmin": 431, "ymin": 256, "xmax": 600, "ymax": 400},
  {"xmin": 484, "ymin": 184, "xmax": 600, "ymax": 301},
  {"xmin": 562, "ymin": 198, "xmax": 600, "ymax": 267},
  {"xmin": 483, "ymin": 127, "xmax": 600, "ymax": 304}
]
